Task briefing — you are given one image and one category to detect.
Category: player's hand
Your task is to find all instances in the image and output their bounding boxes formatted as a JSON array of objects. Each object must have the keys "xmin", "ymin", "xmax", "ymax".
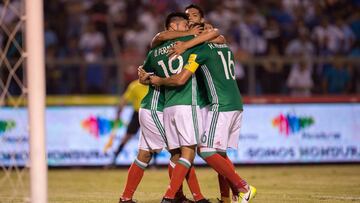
[
  {"xmin": 188, "ymin": 25, "xmax": 202, "ymax": 36},
  {"xmin": 138, "ymin": 65, "xmax": 145, "ymax": 77},
  {"xmin": 138, "ymin": 66, "xmax": 155, "ymax": 85},
  {"xmin": 138, "ymin": 66, "xmax": 151, "ymax": 80},
  {"xmin": 168, "ymin": 41, "xmax": 187, "ymax": 59},
  {"xmin": 149, "ymin": 75, "xmax": 163, "ymax": 86}
]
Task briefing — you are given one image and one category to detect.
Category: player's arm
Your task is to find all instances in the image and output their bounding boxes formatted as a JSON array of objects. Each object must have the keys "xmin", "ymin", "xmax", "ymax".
[
  {"xmin": 209, "ymin": 35, "xmax": 226, "ymax": 44},
  {"xmin": 204, "ymin": 23, "xmax": 226, "ymax": 44},
  {"xmin": 150, "ymin": 26, "xmax": 202, "ymax": 48},
  {"xmin": 150, "ymin": 54, "xmax": 200, "ymax": 86},
  {"xmin": 168, "ymin": 28, "xmax": 221, "ymax": 58},
  {"xmin": 150, "ymin": 69, "xmax": 193, "ymax": 86}
]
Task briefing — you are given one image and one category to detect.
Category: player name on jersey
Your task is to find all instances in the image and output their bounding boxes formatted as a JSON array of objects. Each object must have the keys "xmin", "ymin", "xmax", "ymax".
[
  {"xmin": 207, "ymin": 43, "xmax": 228, "ymax": 49},
  {"xmin": 154, "ymin": 43, "xmax": 176, "ymax": 57}
]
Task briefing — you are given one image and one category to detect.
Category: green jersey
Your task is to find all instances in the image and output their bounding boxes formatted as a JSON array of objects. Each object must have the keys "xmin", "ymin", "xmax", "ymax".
[
  {"xmin": 196, "ymin": 70, "xmax": 210, "ymax": 108},
  {"xmin": 140, "ymin": 51, "xmax": 165, "ymax": 112},
  {"xmin": 148, "ymin": 36, "xmax": 206, "ymax": 108},
  {"xmin": 185, "ymin": 43, "xmax": 243, "ymax": 112}
]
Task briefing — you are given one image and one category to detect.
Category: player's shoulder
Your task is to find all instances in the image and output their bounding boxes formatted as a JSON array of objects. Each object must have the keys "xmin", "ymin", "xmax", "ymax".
[{"xmin": 188, "ymin": 42, "xmax": 212, "ymax": 54}]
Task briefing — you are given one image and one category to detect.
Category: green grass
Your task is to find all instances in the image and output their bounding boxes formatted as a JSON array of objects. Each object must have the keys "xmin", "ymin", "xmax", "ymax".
[{"xmin": 1, "ymin": 165, "xmax": 360, "ymax": 203}]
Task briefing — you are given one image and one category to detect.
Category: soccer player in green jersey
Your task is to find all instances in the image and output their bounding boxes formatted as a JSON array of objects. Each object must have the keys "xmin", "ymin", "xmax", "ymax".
[
  {"xmin": 150, "ymin": 41, "xmax": 257, "ymax": 203},
  {"xmin": 147, "ymin": 13, "xmax": 210, "ymax": 203},
  {"xmin": 119, "ymin": 65, "xmax": 168, "ymax": 203},
  {"xmin": 120, "ymin": 12, "xmax": 214, "ymax": 203},
  {"xmin": 151, "ymin": 4, "xmax": 238, "ymax": 203}
]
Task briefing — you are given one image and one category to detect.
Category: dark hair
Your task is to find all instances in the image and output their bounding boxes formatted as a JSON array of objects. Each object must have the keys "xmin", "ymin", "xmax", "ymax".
[
  {"xmin": 165, "ymin": 12, "xmax": 189, "ymax": 29},
  {"xmin": 185, "ymin": 4, "xmax": 204, "ymax": 18}
]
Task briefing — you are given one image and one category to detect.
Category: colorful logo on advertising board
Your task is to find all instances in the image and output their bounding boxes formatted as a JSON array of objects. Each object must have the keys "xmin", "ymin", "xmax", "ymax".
[
  {"xmin": 82, "ymin": 116, "xmax": 126, "ymax": 152},
  {"xmin": 272, "ymin": 113, "xmax": 314, "ymax": 136},
  {"xmin": 0, "ymin": 120, "xmax": 16, "ymax": 136},
  {"xmin": 81, "ymin": 116, "xmax": 124, "ymax": 138}
]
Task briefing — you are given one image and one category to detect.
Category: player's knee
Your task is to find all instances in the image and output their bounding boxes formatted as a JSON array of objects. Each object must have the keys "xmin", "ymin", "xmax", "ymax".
[
  {"xmin": 137, "ymin": 150, "xmax": 153, "ymax": 164},
  {"xmin": 180, "ymin": 145, "xmax": 196, "ymax": 162},
  {"xmin": 169, "ymin": 148, "xmax": 181, "ymax": 163},
  {"xmin": 198, "ymin": 147, "xmax": 217, "ymax": 159}
]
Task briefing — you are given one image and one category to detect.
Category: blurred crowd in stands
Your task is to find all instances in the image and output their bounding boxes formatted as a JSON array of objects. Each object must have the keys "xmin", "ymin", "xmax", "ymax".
[{"xmin": 1, "ymin": 0, "xmax": 360, "ymax": 96}]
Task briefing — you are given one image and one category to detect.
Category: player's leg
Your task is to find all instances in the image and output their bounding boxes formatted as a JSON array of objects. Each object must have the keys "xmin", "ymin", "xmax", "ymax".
[
  {"xmin": 200, "ymin": 148, "xmax": 248, "ymax": 191},
  {"xmin": 201, "ymin": 106, "xmax": 232, "ymax": 202},
  {"xmin": 198, "ymin": 111, "xmax": 249, "ymax": 193},
  {"xmin": 162, "ymin": 106, "xmax": 207, "ymax": 202},
  {"xmin": 168, "ymin": 148, "xmax": 187, "ymax": 200},
  {"xmin": 218, "ymin": 174, "xmax": 230, "ymax": 203},
  {"xmin": 227, "ymin": 111, "xmax": 256, "ymax": 203},
  {"xmin": 120, "ymin": 149, "xmax": 152, "ymax": 202},
  {"xmin": 183, "ymin": 106, "xmax": 207, "ymax": 202},
  {"xmin": 148, "ymin": 108, "xmax": 190, "ymax": 202},
  {"xmin": 163, "ymin": 145, "xmax": 196, "ymax": 201},
  {"xmin": 169, "ymin": 148, "xmax": 207, "ymax": 202},
  {"xmin": 217, "ymin": 151, "xmax": 240, "ymax": 202},
  {"xmin": 216, "ymin": 151, "xmax": 232, "ymax": 203},
  {"xmin": 120, "ymin": 108, "xmax": 165, "ymax": 202},
  {"xmin": 185, "ymin": 163, "xmax": 206, "ymax": 202},
  {"xmin": 113, "ymin": 111, "xmax": 140, "ymax": 163}
]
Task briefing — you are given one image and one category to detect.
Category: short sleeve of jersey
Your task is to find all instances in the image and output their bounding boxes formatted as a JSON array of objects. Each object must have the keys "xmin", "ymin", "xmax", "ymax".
[
  {"xmin": 184, "ymin": 44, "xmax": 208, "ymax": 73},
  {"xmin": 142, "ymin": 50, "xmax": 153, "ymax": 72}
]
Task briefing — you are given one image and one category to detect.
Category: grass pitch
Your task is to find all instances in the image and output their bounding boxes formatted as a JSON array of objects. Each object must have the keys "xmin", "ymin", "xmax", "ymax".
[{"xmin": 1, "ymin": 165, "xmax": 360, "ymax": 203}]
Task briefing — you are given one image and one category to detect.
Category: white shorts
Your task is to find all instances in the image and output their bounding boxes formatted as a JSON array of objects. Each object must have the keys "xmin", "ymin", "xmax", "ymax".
[
  {"xmin": 200, "ymin": 106, "xmax": 209, "ymax": 133},
  {"xmin": 138, "ymin": 108, "xmax": 167, "ymax": 152},
  {"xmin": 199, "ymin": 110, "xmax": 243, "ymax": 151},
  {"xmin": 164, "ymin": 105, "xmax": 203, "ymax": 150}
]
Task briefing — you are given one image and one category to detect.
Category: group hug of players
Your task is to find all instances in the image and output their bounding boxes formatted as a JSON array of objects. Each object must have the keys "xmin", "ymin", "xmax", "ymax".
[{"xmin": 119, "ymin": 4, "xmax": 257, "ymax": 203}]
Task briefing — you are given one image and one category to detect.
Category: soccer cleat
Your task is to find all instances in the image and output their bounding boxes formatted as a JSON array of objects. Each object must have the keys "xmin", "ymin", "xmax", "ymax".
[
  {"xmin": 174, "ymin": 195, "xmax": 195, "ymax": 203},
  {"xmin": 119, "ymin": 198, "xmax": 136, "ymax": 203},
  {"xmin": 217, "ymin": 198, "xmax": 224, "ymax": 203},
  {"xmin": 239, "ymin": 185, "xmax": 257, "ymax": 203},
  {"xmin": 217, "ymin": 197, "xmax": 230, "ymax": 203},
  {"xmin": 161, "ymin": 197, "xmax": 177, "ymax": 203}
]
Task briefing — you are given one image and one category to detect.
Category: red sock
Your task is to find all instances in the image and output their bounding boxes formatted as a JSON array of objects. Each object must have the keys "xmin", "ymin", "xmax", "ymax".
[
  {"xmin": 121, "ymin": 160, "xmax": 146, "ymax": 200},
  {"xmin": 224, "ymin": 156, "xmax": 240, "ymax": 195},
  {"xmin": 168, "ymin": 162, "xmax": 174, "ymax": 178},
  {"xmin": 218, "ymin": 174, "xmax": 230, "ymax": 198},
  {"xmin": 225, "ymin": 156, "xmax": 235, "ymax": 170},
  {"xmin": 186, "ymin": 166, "xmax": 205, "ymax": 201},
  {"xmin": 204, "ymin": 154, "xmax": 247, "ymax": 192},
  {"xmin": 164, "ymin": 158, "xmax": 191, "ymax": 199},
  {"xmin": 168, "ymin": 161, "xmax": 184, "ymax": 198}
]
